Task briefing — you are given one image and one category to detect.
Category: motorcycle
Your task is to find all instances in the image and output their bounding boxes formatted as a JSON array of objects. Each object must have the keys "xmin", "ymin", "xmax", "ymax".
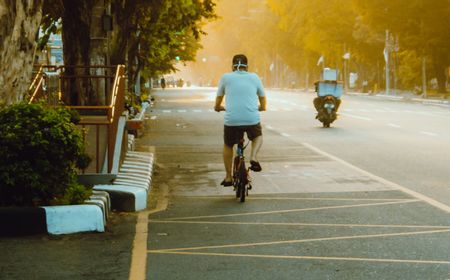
[
  {"xmin": 314, "ymin": 95, "xmax": 341, "ymax": 128},
  {"xmin": 314, "ymin": 68, "xmax": 343, "ymax": 128}
]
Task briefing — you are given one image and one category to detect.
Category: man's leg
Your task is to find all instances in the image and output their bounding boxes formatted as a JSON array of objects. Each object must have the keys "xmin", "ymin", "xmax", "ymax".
[
  {"xmin": 250, "ymin": 135, "xmax": 263, "ymax": 162},
  {"xmin": 223, "ymin": 144, "xmax": 233, "ymax": 182}
]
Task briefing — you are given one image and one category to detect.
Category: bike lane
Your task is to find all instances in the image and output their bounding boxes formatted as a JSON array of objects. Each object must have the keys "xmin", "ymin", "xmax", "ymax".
[{"xmin": 138, "ymin": 144, "xmax": 450, "ymax": 279}]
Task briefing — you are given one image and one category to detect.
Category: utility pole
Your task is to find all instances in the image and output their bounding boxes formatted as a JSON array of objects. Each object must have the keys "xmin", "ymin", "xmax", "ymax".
[
  {"xmin": 385, "ymin": 30, "xmax": 390, "ymax": 95},
  {"xmin": 393, "ymin": 35, "xmax": 399, "ymax": 96},
  {"xmin": 422, "ymin": 56, "xmax": 427, "ymax": 98}
]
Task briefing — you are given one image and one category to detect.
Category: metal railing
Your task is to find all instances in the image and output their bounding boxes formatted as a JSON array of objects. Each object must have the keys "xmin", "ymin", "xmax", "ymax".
[{"xmin": 28, "ymin": 65, "xmax": 126, "ymax": 173}]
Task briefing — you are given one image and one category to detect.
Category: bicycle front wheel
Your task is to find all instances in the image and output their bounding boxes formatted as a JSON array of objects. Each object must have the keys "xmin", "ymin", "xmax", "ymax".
[
  {"xmin": 239, "ymin": 182, "xmax": 246, "ymax": 202},
  {"xmin": 238, "ymin": 161, "xmax": 247, "ymax": 202}
]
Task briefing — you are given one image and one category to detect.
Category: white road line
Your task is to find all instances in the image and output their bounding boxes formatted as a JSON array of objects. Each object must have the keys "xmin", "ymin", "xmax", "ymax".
[
  {"xmin": 162, "ymin": 110, "xmax": 171, "ymax": 113},
  {"xmin": 265, "ymin": 125, "xmax": 274, "ymax": 130},
  {"xmin": 302, "ymin": 142, "xmax": 450, "ymax": 215},
  {"xmin": 339, "ymin": 113, "xmax": 372, "ymax": 121},
  {"xmin": 192, "ymin": 109, "xmax": 202, "ymax": 113},
  {"xmin": 164, "ymin": 200, "xmax": 418, "ymax": 221},
  {"xmin": 150, "ymin": 116, "xmax": 157, "ymax": 120},
  {"xmin": 177, "ymin": 109, "xmax": 187, "ymax": 113},
  {"xmin": 150, "ymin": 220, "xmax": 450, "ymax": 229},
  {"xmin": 150, "ymin": 228, "xmax": 450, "ymax": 253},
  {"xmin": 280, "ymin": 133, "xmax": 291, "ymax": 137},
  {"xmin": 388, "ymin": 123, "xmax": 401, "ymax": 128},
  {"xmin": 149, "ymin": 250, "xmax": 450, "ymax": 265},
  {"xmin": 208, "ymin": 109, "xmax": 214, "ymax": 112},
  {"xmin": 420, "ymin": 131, "xmax": 438, "ymax": 137}
]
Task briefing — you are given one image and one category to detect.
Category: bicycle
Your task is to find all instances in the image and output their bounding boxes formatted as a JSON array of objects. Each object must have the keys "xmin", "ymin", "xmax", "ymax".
[{"xmin": 233, "ymin": 137, "xmax": 252, "ymax": 202}]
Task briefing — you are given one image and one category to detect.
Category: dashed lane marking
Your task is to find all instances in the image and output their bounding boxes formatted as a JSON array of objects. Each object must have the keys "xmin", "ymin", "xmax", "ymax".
[
  {"xmin": 420, "ymin": 131, "xmax": 438, "ymax": 137},
  {"xmin": 339, "ymin": 113, "xmax": 372, "ymax": 121},
  {"xmin": 388, "ymin": 123, "xmax": 401, "ymax": 128}
]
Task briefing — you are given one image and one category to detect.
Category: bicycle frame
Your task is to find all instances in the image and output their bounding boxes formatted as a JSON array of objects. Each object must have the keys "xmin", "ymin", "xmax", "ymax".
[{"xmin": 233, "ymin": 138, "xmax": 251, "ymax": 202}]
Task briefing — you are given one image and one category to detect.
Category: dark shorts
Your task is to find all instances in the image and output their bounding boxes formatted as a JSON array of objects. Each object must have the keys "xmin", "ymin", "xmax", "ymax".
[{"xmin": 224, "ymin": 123, "xmax": 262, "ymax": 147}]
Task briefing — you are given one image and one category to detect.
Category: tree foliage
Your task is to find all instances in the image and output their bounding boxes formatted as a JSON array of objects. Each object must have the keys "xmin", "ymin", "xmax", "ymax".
[
  {"xmin": 184, "ymin": 0, "xmax": 448, "ymax": 92},
  {"xmin": 40, "ymin": 0, "xmax": 216, "ymax": 95},
  {"xmin": 266, "ymin": 0, "xmax": 450, "ymax": 92},
  {"xmin": 0, "ymin": 103, "xmax": 91, "ymax": 207}
]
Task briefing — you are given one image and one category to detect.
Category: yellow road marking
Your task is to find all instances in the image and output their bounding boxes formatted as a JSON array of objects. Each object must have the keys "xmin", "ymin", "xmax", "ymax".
[
  {"xmin": 163, "ymin": 199, "xmax": 419, "ymax": 221},
  {"xmin": 149, "ymin": 220, "xmax": 450, "ymax": 229},
  {"xmin": 149, "ymin": 228, "xmax": 450, "ymax": 252},
  {"xmin": 148, "ymin": 251, "xmax": 450, "ymax": 265},
  {"xmin": 129, "ymin": 182, "xmax": 168, "ymax": 280}
]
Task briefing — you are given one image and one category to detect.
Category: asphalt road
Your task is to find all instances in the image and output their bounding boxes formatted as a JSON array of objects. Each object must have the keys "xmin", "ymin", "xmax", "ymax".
[
  {"xmin": 136, "ymin": 88, "xmax": 450, "ymax": 279},
  {"xmin": 2, "ymin": 87, "xmax": 450, "ymax": 280}
]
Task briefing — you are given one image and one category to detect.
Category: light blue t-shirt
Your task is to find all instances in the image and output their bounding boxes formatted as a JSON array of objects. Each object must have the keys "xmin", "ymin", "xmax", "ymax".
[{"xmin": 216, "ymin": 71, "xmax": 265, "ymax": 126}]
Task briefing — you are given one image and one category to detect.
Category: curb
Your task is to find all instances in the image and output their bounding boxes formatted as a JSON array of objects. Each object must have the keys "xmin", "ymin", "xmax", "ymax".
[
  {"xmin": 0, "ymin": 202, "xmax": 107, "ymax": 236},
  {"xmin": 93, "ymin": 151, "xmax": 154, "ymax": 212},
  {"xmin": 0, "ymin": 207, "xmax": 47, "ymax": 236},
  {"xmin": 43, "ymin": 205, "xmax": 104, "ymax": 235}
]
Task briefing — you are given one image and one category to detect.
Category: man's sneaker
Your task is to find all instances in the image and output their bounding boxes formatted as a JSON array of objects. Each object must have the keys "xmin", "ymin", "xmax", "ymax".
[
  {"xmin": 221, "ymin": 179, "xmax": 233, "ymax": 187},
  {"xmin": 249, "ymin": 161, "xmax": 262, "ymax": 172}
]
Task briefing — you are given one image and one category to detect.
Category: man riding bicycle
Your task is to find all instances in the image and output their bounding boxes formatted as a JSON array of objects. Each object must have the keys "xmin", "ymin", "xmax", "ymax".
[{"xmin": 214, "ymin": 54, "xmax": 266, "ymax": 187}]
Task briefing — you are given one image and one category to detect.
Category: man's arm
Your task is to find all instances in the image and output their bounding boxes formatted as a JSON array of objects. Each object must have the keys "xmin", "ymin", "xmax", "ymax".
[
  {"xmin": 258, "ymin": 96, "xmax": 266, "ymax": 111},
  {"xmin": 215, "ymin": 95, "xmax": 225, "ymax": 112}
]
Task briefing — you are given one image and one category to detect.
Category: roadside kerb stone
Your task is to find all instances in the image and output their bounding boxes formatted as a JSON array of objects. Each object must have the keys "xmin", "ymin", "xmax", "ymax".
[
  {"xmin": 111, "ymin": 180, "xmax": 150, "ymax": 191},
  {"xmin": 0, "ymin": 191, "xmax": 110, "ymax": 236},
  {"xmin": 116, "ymin": 173, "xmax": 151, "ymax": 183},
  {"xmin": 121, "ymin": 163, "xmax": 152, "ymax": 172},
  {"xmin": 122, "ymin": 159, "xmax": 153, "ymax": 167},
  {"xmin": 92, "ymin": 190, "xmax": 112, "ymax": 213},
  {"xmin": 42, "ymin": 205, "xmax": 104, "ymax": 235},
  {"xmin": 93, "ymin": 151, "xmax": 154, "ymax": 212},
  {"xmin": 83, "ymin": 199, "xmax": 108, "ymax": 224},
  {"xmin": 120, "ymin": 168, "xmax": 152, "ymax": 175},
  {"xmin": 93, "ymin": 184, "xmax": 147, "ymax": 212}
]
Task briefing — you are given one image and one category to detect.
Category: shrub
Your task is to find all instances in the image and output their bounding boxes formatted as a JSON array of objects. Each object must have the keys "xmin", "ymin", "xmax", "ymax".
[{"xmin": 0, "ymin": 102, "xmax": 91, "ymax": 207}]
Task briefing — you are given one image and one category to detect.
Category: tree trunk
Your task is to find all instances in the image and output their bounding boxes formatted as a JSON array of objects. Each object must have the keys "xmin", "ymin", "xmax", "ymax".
[
  {"xmin": 61, "ymin": 0, "xmax": 110, "ymax": 105},
  {"xmin": 0, "ymin": 0, "xmax": 43, "ymax": 105},
  {"xmin": 431, "ymin": 50, "xmax": 448, "ymax": 94}
]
